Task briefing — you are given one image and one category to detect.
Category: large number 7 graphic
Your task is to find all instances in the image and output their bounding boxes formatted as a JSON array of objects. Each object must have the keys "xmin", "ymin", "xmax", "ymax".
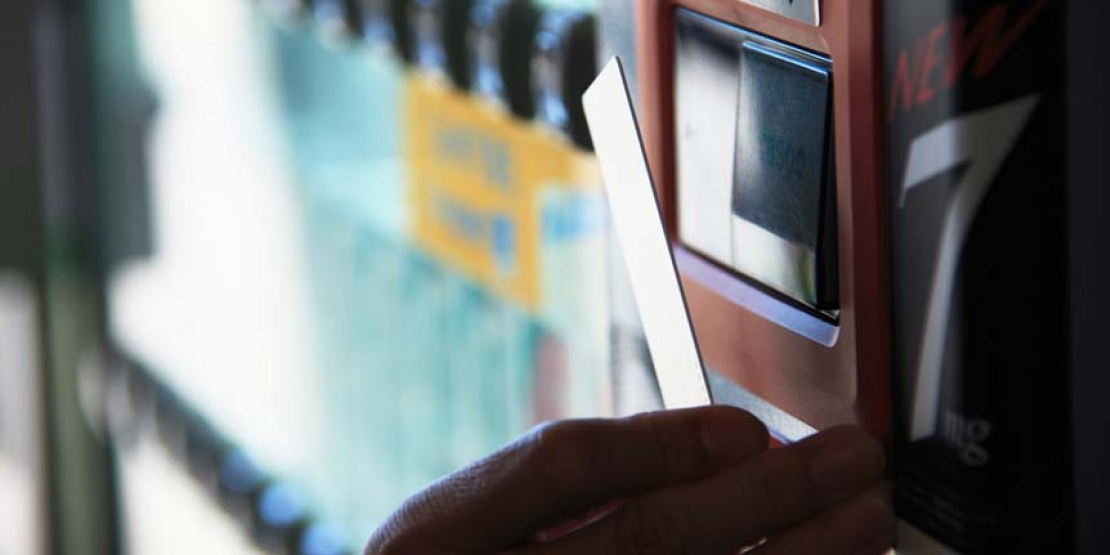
[{"xmin": 902, "ymin": 95, "xmax": 1039, "ymax": 441}]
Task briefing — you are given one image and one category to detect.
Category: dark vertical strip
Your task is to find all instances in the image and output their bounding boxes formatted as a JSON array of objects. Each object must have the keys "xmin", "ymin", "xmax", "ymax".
[
  {"xmin": 1068, "ymin": 0, "xmax": 1110, "ymax": 553},
  {"xmin": 33, "ymin": 0, "xmax": 123, "ymax": 552},
  {"xmin": 0, "ymin": 0, "xmax": 52, "ymax": 553}
]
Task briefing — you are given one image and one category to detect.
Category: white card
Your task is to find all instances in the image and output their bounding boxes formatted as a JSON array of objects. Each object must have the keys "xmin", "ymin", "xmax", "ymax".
[{"xmin": 583, "ymin": 57, "xmax": 712, "ymax": 409}]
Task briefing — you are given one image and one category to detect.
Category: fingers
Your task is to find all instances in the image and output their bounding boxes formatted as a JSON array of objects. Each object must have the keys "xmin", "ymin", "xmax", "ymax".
[
  {"xmin": 521, "ymin": 426, "xmax": 885, "ymax": 555},
  {"xmin": 751, "ymin": 486, "xmax": 894, "ymax": 555},
  {"xmin": 365, "ymin": 406, "xmax": 768, "ymax": 554}
]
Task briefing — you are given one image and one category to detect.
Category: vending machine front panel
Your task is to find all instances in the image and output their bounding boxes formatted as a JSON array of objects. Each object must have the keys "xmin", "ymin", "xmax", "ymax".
[{"xmin": 636, "ymin": 0, "xmax": 889, "ymax": 440}]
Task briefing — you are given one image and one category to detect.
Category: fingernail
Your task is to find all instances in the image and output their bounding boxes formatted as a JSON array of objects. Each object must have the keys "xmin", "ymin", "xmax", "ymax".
[
  {"xmin": 808, "ymin": 430, "xmax": 885, "ymax": 498},
  {"xmin": 698, "ymin": 410, "xmax": 767, "ymax": 467}
]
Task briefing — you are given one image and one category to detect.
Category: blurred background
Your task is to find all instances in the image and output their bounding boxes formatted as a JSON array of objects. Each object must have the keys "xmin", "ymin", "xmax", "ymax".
[{"xmin": 0, "ymin": 0, "xmax": 654, "ymax": 553}]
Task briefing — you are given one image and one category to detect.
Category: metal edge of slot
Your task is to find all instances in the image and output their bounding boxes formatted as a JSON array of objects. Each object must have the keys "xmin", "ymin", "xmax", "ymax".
[
  {"xmin": 705, "ymin": 368, "xmax": 815, "ymax": 443},
  {"xmin": 676, "ymin": 247, "xmax": 839, "ymax": 346}
]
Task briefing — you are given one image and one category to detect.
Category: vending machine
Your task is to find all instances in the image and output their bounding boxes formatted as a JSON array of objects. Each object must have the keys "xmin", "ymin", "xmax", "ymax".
[
  {"xmin": 14, "ymin": 0, "xmax": 1103, "ymax": 553},
  {"xmin": 615, "ymin": 0, "xmax": 1109, "ymax": 553}
]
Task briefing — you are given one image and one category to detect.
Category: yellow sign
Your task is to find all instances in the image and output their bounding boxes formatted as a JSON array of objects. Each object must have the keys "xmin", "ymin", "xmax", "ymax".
[{"xmin": 404, "ymin": 76, "xmax": 597, "ymax": 312}]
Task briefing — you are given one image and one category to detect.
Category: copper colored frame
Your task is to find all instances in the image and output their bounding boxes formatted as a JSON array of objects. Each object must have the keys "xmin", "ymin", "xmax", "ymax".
[{"xmin": 635, "ymin": 0, "xmax": 890, "ymax": 439}]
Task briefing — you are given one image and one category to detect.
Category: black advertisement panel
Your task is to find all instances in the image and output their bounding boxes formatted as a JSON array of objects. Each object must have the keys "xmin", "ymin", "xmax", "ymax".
[{"xmin": 883, "ymin": 0, "xmax": 1072, "ymax": 552}]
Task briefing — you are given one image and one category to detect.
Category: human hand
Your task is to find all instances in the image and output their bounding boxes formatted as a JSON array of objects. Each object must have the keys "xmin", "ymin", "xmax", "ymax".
[{"xmin": 365, "ymin": 406, "xmax": 892, "ymax": 554}]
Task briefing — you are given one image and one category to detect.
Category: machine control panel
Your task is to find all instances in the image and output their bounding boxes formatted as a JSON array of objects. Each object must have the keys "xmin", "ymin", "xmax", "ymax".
[{"xmin": 674, "ymin": 9, "xmax": 837, "ymax": 311}]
